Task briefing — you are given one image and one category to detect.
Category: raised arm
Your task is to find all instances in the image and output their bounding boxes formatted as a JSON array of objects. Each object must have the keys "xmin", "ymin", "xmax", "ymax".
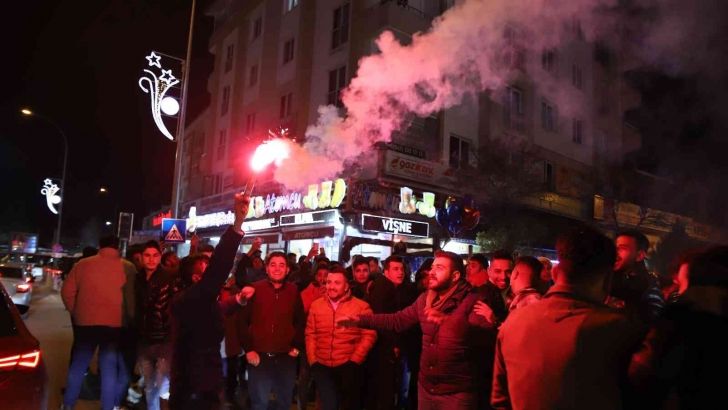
[{"xmin": 194, "ymin": 193, "xmax": 249, "ymax": 300}]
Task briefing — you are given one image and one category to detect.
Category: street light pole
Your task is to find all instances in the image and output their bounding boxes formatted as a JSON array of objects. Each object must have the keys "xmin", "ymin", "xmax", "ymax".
[
  {"xmin": 171, "ymin": 0, "xmax": 197, "ymax": 218},
  {"xmin": 21, "ymin": 108, "xmax": 69, "ymax": 248}
]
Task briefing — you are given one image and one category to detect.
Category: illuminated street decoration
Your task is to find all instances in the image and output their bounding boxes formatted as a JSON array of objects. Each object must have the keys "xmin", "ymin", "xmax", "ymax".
[
  {"xmin": 138, "ymin": 52, "xmax": 180, "ymax": 140},
  {"xmin": 41, "ymin": 178, "xmax": 61, "ymax": 215}
]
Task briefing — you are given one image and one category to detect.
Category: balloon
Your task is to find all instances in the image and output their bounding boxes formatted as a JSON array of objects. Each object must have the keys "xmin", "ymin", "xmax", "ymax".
[
  {"xmin": 461, "ymin": 208, "xmax": 480, "ymax": 231},
  {"xmin": 435, "ymin": 207, "xmax": 449, "ymax": 228}
]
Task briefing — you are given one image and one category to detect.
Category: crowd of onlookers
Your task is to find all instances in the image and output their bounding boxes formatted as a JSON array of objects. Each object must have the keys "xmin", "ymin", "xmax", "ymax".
[{"xmin": 57, "ymin": 193, "xmax": 728, "ymax": 410}]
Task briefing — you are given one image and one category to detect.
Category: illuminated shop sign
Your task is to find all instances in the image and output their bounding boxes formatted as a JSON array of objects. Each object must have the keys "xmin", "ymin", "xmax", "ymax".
[
  {"xmin": 280, "ymin": 210, "xmax": 338, "ymax": 226},
  {"xmin": 282, "ymin": 226, "xmax": 336, "ymax": 241},
  {"xmin": 187, "ymin": 206, "xmax": 278, "ymax": 232},
  {"xmin": 351, "ymin": 183, "xmax": 436, "ymax": 218},
  {"xmin": 247, "ymin": 179, "xmax": 347, "ymax": 218},
  {"xmin": 152, "ymin": 210, "xmax": 172, "ymax": 227},
  {"xmin": 361, "ymin": 214, "xmax": 430, "ymax": 238},
  {"xmin": 187, "ymin": 179, "xmax": 346, "ymax": 231}
]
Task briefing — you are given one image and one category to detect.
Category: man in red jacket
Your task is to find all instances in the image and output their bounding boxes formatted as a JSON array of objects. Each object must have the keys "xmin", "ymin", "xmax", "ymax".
[{"xmin": 239, "ymin": 251, "xmax": 305, "ymax": 410}]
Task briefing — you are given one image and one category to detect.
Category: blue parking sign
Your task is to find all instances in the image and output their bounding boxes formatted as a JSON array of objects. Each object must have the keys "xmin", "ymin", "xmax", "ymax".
[{"xmin": 161, "ymin": 218, "xmax": 186, "ymax": 243}]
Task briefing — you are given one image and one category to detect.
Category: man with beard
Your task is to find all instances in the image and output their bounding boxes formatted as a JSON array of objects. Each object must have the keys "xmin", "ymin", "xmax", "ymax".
[
  {"xmin": 339, "ymin": 251, "xmax": 493, "ymax": 410},
  {"xmin": 306, "ymin": 267, "xmax": 377, "ymax": 410},
  {"xmin": 608, "ymin": 230, "xmax": 664, "ymax": 323},
  {"xmin": 168, "ymin": 193, "xmax": 255, "ymax": 409},
  {"xmin": 239, "ymin": 251, "xmax": 306, "ymax": 410}
]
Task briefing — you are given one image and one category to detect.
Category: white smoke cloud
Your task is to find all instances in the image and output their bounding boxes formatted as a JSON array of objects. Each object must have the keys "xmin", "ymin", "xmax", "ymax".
[{"xmin": 272, "ymin": 0, "xmax": 716, "ymax": 188}]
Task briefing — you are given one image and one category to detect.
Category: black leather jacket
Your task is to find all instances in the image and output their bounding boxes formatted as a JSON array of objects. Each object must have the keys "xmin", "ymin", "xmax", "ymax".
[{"xmin": 137, "ymin": 267, "xmax": 182, "ymax": 344}]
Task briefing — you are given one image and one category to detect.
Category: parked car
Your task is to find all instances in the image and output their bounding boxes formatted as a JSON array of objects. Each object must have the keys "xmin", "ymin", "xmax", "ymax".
[
  {"xmin": 0, "ymin": 280, "xmax": 48, "ymax": 409},
  {"xmin": 0, "ymin": 263, "xmax": 33, "ymax": 317}
]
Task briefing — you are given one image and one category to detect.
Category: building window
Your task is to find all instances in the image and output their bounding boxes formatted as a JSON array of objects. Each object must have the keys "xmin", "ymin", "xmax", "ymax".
[
  {"xmin": 541, "ymin": 99, "xmax": 556, "ymax": 132},
  {"xmin": 503, "ymin": 86, "xmax": 524, "ymax": 131},
  {"xmin": 246, "ymin": 113, "xmax": 256, "ymax": 135},
  {"xmin": 279, "ymin": 93, "xmax": 293, "ymax": 118},
  {"xmin": 224, "ymin": 44, "xmax": 234, "ymax": 73},
  {"xmin": 248, "ymin": 64, "xmax": 258, "ymax": 87},
  {"xmin": 327, "ymin": 65, "xmax": 347, "ymax": 108},
  {"xmin": 217, "ymin": 130, "xmax": 227, "ymax": 160},
  {"xmin": 572, "ymin": 119, "xmax": 583, "ymax": 144},
  {"xmin": 449, "ymin": 135, "xmax": 471, "ymax": 169},
  {"xmin": 331, "ymin": 3, "xmax": 350, "ymax": 49},
  {"xmin": 543, "ymin": 161, "xmax": 555, "ymax": 191},
  {"xmin": 283, "ymin": 38, "xmax": 295, "ymax": 64},
  {"xmin": 284, "ymin": 0, "xmax": 299, "ymax": 13},
  {"xmin": 541, "ymin": 49, "xmax": 556, "ymax": 72},
  {"xmin": 252, "ymin": 17, "xmax": 262, "ymax": 40},
  {"xmin": 572, "ymin": 63, "xmax": 583, "ymax": 89},
  {"xmin": 220, "ymin": 86, "xmax": 231, "ymax": 116}
]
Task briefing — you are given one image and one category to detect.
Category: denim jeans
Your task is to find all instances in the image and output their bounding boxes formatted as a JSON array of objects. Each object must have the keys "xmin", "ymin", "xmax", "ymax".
[
  {"xmin": 138, "ymin": 342, "xmax": 171, "ymax": 410},
  {"xmin": 311, "ymin": 361, "xmax": 363, "ymax": 410},
  {"xmin": 247, "ymin": 353, "xmax": 296, "ymax": 410},
  {"xmin": 63, "ymin": 326, "xmax": 121, "ymax": 410}
]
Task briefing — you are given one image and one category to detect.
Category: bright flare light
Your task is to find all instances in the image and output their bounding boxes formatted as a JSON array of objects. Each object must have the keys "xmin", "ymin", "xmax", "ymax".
[{"xmin": 250, "ymin": 139, "xmax": 291, "ymax": 173}]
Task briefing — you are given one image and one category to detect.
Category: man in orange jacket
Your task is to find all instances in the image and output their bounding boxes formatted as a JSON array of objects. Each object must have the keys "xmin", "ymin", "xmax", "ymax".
[{"xmin": 305, "ymin": 266, "xmax": 377, "ymax": 410}]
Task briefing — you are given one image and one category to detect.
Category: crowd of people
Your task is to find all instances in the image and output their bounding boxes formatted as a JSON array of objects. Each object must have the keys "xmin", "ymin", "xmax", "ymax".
[{"xmin": 57, "ymin": 192, "xmax": 728, "ymax": 410}]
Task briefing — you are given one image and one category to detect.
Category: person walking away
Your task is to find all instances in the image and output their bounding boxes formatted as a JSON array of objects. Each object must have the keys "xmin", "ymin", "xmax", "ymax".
[
  {"xmin": 61, "ymin": 235, "xmax": 137, "ymax": 410},
  {"xmin": 491, "ymin": 226, "xmax": 644, "ymax": 410}
]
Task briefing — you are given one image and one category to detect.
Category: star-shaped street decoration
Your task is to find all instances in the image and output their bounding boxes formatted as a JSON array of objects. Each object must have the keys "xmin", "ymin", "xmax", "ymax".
[
  {"xmin": 43, "ymin": 178, "xmax": 53, "ymax": 186},
  {"xmin": 159, "ymin": 69, "xmax": 177, "ymax": 84},
  {"xmin": 146, "ymin": 52, "xmax": 162, "ymax": 68}
]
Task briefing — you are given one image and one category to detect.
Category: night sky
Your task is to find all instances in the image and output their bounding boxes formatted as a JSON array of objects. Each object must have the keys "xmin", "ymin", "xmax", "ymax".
[
  {"xmin": 1, "ymin": 0, "xmax": 214, "ymax": 248},
  {"xmin": 2, "ymin": 1, "xmax": 728, "ymax": 250}
]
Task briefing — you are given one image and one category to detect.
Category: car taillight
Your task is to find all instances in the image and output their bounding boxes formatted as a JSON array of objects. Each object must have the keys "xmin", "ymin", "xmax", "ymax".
[
  {"xmin": 16, "ymin": 283, "xmax": 31, "ymax": 293},
  {"xmin": 0, "ymin": 350, "xmax": 40, "ymax": 370}
]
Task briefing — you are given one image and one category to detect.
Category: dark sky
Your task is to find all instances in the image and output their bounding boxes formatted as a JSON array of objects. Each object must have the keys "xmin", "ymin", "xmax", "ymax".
[{"xmin": 1, "ymin": 0, "xmax": 214, "ymax": 248}]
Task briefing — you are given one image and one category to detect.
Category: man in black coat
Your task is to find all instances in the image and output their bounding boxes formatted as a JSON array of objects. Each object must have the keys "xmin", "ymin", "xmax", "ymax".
[
  {"xmin": 168, "ymin": 193, "xmax": 255, "ymax": 409},
  {"xmin": 365, "ymin": 255, "xmax": 418, "ymax": 410}
]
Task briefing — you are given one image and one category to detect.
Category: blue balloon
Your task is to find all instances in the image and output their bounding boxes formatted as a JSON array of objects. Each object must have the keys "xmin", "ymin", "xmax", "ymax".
[
  {"xmin": 435, "ymin": 207, "xmax": 449, "ymax": 227},
  {"xmin": 447, "ymin": 203, "xmax": 462, "ymax": 219}
]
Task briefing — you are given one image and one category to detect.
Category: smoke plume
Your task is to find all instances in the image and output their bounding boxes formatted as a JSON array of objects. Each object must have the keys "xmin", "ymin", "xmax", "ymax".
[{"xmin": 271, "ymin": 0, "xmax": 724, "ymax": 189}]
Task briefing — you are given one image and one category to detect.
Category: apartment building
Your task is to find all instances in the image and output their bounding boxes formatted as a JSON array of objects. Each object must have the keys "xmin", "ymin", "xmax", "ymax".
[{"xmin": 168, "ymin": 0, "xmax": 658, "ymax": 259}]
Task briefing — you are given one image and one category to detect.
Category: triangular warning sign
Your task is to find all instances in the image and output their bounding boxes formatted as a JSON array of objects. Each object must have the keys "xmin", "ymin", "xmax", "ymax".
[{"xmin": 165, "ymin": 224, "xmax": 184, "ymax": 241}]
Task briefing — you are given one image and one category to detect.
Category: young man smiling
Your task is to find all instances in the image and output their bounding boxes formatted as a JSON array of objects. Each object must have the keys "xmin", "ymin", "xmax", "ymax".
[
  {"xmin": 239, "ymin": 251, "xmax": 305, "ymax": 410},
  {"xmin": 306, "ymin": 267, "xmax": 376, "ymax": 410}
]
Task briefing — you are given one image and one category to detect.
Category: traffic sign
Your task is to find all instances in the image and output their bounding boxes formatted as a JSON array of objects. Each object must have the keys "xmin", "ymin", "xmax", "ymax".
[{"xmin": 161, "ymin": 218, "xmax": 187, "ymax": 243}]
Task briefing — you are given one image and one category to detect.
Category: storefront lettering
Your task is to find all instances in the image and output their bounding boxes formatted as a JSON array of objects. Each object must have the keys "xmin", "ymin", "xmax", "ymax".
[
  {"xmin": 246, "ymin": 178, "xmax": 346, "ymax": 218},
  {"xmin": 382, "ymin": 218, "xmax": 413, "ymax": 234}
]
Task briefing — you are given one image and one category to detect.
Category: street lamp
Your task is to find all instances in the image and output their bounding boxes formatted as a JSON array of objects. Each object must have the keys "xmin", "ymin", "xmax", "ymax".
[
  {"xmin": 21, "ymin": 108, "xmax": 69, "ymax": 249},
  {"xmin": 99, "ymin": 187, "xmax": 108, "ymax": 193}
]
